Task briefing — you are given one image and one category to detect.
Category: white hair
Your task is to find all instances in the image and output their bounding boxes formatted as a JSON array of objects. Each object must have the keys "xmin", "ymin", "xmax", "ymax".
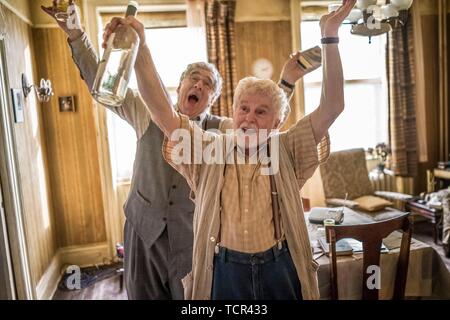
[{"xmin": 233, "ymin": 77, "xmax": 290, "ymax": 126}]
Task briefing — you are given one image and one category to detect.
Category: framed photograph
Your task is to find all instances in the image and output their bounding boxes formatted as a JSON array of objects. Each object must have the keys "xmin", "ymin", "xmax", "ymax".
[
  {"xmin": 11, "ymin": 88, "xmax": 24, "ymax": 123},
  {"xmin": 59, "ymin": 96, "xmax": 76, "ymax": 112}
]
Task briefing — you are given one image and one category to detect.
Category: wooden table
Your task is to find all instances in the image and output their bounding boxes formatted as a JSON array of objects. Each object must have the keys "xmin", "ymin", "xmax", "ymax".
[
  {"xmin": 406, "ymin": 200, "xmax": 442, "ymax": 244},
  {"xmin": 306, "ymin": 208, "xmax": 450, "ymax": 299}
]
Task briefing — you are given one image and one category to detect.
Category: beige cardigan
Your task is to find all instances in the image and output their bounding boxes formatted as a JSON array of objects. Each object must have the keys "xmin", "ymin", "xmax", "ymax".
[{"xmin": 163, "ymin": 114, "xmax": 330, "ymax": 300}]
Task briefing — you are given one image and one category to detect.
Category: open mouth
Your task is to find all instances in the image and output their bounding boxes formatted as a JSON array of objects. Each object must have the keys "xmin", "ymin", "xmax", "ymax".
[
  {"xmin": 188, "ymin": 94, "xmax": 199, "ymax": 103},
  {"xmin": 241, "ymin": 127, "xmax": 257, "ymax": 134}
]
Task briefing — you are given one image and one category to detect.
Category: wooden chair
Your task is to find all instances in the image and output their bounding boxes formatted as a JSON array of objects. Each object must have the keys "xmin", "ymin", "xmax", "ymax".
[{"xmin": 326, "ymin": 212, "xmax": 412, "ymax": 300}]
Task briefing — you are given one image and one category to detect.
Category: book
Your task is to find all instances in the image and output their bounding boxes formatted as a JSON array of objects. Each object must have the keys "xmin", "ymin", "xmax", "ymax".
[
  {"xmin": 318, "ymin": 237, "xmax": 353, "ymax": 256},
  {"xmin": 318, "ymin": 237, "xmax": 389, "ymax": 256},
  {"xmin": 308, "ymin": 207, "xmax": 344, "ymax": 225},
  {"xmin": 297, "ymin": 46, "xmax": 322, "ymax": 72}
]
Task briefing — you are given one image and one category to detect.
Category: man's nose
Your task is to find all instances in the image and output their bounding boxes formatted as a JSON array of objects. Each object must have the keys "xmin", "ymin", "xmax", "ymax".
[
  {"xmin": 245, "ymin": 111, "xmax": 256, "ymax": 123},
  {"xmin": 193, "ymin": 80, "xmax": 203, "ymax": 90}
]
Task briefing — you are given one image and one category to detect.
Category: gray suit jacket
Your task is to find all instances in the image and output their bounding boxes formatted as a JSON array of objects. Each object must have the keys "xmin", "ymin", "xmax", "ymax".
[{"xmin": 68, "ymin": 33, "xmax": 227, "ymax": 253}]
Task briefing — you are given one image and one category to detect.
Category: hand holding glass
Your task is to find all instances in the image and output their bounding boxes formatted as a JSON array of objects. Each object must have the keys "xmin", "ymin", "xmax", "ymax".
[{"xmin": 54, "ymin": 0, "xmax": 74, "ymax": 22}]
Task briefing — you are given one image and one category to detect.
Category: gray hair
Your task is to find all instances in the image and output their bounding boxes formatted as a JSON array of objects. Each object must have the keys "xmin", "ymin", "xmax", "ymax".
[
  {"xmin": 233, "ymin": 77, "xmax": 290, "ymax": 126},
  {"xmin": 179, "ymin": 62, "xmax": 223, "ymax": 105}
]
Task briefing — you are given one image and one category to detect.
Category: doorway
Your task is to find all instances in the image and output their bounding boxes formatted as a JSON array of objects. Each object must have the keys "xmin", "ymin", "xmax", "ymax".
[{"xmin": 0, "ymin": 34, "xmax": 33, "ymax": 299}]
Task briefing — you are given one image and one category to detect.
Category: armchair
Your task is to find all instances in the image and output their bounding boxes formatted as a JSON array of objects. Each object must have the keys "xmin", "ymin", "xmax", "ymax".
[{"xmin": 319, "ymin": 148, "xmax": 413, "ymax": 212}]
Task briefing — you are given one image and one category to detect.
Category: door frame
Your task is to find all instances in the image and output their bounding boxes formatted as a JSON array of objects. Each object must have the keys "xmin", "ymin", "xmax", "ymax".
[
  {"xmin": 0, "ymin": 35, "xmax": 34, "ymax": 300},
  {"xmin": 0, "ymin": 177, "xmax": 15, "ymax": 299}
]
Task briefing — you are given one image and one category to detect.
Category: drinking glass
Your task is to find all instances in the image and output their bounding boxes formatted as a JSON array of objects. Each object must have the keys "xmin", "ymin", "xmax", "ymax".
[{"xmin": 54, "ymin": 0, "xmax": 73, "ymax": 22}]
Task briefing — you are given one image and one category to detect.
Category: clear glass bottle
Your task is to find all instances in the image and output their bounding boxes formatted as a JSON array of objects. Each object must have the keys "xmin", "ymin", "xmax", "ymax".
[{"xmin": 92, "ymin": 1, "xmax": 140, "ymax": 107}]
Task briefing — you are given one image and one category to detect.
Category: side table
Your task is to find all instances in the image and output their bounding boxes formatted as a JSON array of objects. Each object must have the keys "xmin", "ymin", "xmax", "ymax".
[{"xmin": 406, "ymin": 200, "xmax": 443, "ymax": 244}]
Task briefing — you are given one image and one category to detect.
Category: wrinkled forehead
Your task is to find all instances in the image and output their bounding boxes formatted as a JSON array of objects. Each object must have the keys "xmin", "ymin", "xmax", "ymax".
[
  {"xmin": 237, "ymin": 92, "xmax": 275, "ymax": 109},
  {"xmin": 186, "ymin": 68, "xmax": 217, "ymax": 85}
]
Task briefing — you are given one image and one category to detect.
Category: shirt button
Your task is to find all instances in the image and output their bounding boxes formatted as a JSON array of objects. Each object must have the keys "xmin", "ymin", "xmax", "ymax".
[
  {"xmin": 244, "ymin": 209, "xmax": 249, "ymax": 213},
  {"xmin": 172, "ymin": 185, "xmax": 177, "ymax": 189},
  {"xmin": 210, "ymin": 237, "xmax": 216, "ymax": 242},
  {"xmin": 245, "ymin": 185, "xmax": 249, "ymax": 189},
  {"xmin": 169, "ymin": 201, "xmax": 174, "ymax": 206},
  {"xmin": 244, "ymin": 230, "xmax": 248, "ymax": 235}
]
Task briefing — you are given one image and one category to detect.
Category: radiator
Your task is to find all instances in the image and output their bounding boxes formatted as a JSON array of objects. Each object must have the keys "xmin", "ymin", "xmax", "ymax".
[{"xmin": 369, "ymin": 169, "xmax": 396, "ymax": 192}]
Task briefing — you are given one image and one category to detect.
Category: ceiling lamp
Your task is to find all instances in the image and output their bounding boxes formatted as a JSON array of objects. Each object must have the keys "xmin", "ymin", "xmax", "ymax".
[{"xmin": 329, "ymin": 0, "xmax": 414, "ymax": 43}]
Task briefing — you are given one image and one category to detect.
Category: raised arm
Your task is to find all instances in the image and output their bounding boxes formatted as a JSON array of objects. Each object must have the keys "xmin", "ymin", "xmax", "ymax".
[
  {"xmin": 101, "ymin": 17, "xmax": 179, "ymax": 137},
  {"xmin": 41, "ymin": 4, "xmax": 151, "ymax": 139},
  {"xmin": 310, "ymin": 0, "xmax": 356, "ymax": 142},
  {"xmin": 135, "ymin": 43, "xmax": 180, "ymax": 136}
]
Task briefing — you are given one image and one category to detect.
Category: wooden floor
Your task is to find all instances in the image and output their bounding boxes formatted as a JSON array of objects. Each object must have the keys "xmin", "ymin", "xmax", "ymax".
[
  {"xmin": 52, "ymin": 220, "xmax": 449, "ymax": 300},
  {"xmin": 52, "ymin": 271, "xmax": 128, "ymax": 300}
]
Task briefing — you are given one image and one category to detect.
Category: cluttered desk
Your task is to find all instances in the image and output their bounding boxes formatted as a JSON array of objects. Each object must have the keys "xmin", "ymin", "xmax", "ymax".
[{"xmin": 306, "ymin": 207, "xmax": 450, "ymax": 299}]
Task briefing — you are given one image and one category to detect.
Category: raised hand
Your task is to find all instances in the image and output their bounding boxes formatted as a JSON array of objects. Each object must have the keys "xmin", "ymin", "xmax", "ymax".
[
  {"xmin": 280, "ymin": 51, "xmax": 309, "ymax": 85},
  {"xmin": 41, "ymin": 0, "xmax": 82, "ymax": 40},
  {"xmin": 320, "ymin": 0, "xmax": 356, "ymax": 37},
  {"xmin": 101, "ymin": 16, "xmax": 146, "ymax": 50}
]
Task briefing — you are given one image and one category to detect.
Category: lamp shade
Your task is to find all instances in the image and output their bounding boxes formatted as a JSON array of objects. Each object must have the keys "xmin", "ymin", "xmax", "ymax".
[
  {"xmin": 347, "ymin": 9, "xmax": 363, "ymax": 23},
  {"xmin": 381, "ymin": 4, "xmax": 399, "ymax": 19},
  {"xmin": 391, "ymin": 0, "xmax": 414, "ymax": 10},
  {"xmin": 328, "ymin": 3, "xmax": 341, "ymax": 13},
  {"xmin": 356, "ymin": 0, "xmax": 377, "ymax": 10}
]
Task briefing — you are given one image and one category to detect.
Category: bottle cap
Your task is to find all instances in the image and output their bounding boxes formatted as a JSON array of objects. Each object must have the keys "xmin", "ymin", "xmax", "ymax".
[
  {"xmin": 126, "ymin": 1, "xmax": 139, "ymax": 17},
  {"xmin": 323, "ymin": 219, "xmax": 335, "ymax": 227}
]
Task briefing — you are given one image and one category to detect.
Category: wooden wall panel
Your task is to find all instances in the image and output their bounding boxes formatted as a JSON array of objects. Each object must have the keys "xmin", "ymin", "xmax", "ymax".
[
  {"xmin": 448, "ymin": 12, "xmax": 450, "ymax": 160},
  {"xmin": 1, "ymin": 3, "xmax": 56, "ymax": 287},
  {"xmin": 32, "ymin": 28, "xmax": 106, "ymax": 247},
  {"xmin": 235, "ymin": 21, "xmax": 296, "ymax": 127},
  {"xmin": 116, "ymin": 184, "xmax": 130, "ymax": 241}
]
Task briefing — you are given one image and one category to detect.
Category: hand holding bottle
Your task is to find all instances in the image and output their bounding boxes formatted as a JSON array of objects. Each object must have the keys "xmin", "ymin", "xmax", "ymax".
[
  {"xmin": 92, "ymin": 1, "xmax": 142, "ymax": 107},
  {"xmin": 101, "ymin": 16, "xmax": 146, "ymax": 51}
]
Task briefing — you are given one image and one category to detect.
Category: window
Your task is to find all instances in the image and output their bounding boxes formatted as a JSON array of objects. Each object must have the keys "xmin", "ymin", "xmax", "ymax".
[
  {"xmin": 105, "ymin": 25, "xmax": 208, "ymax": 183},
  {"xmin": 301, "ymin": 21, "xmax": 388, "ymax": 152}
]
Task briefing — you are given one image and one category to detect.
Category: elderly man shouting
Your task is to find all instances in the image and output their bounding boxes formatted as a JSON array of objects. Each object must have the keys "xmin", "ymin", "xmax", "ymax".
[
  {"xmin": 101, "ymin": 0, "xmax": 355, "ymax": 300},
  {"xmin": 42, "ymin": 1, "xmax": 310, "ymax": 300}
]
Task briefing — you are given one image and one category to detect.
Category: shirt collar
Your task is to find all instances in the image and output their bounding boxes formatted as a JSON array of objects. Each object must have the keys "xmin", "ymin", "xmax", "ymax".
[
  {"xmin": 234, "ymin": 141, "xmax": 271, "ymax": 164},
  {"xmin": 175, "ymin": 103, "xmax": 208, "ymax": 127}
]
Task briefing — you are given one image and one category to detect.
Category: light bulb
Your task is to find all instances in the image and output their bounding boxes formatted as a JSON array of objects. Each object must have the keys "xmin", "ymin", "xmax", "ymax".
[
  {"xmin": 381, "ymin": 4, "xmax": 399, "ymax": 19},
  {"xmin": 357, "ymin": 0, "xmax": 377, "ymax": 10},
  {"xmin": 391, "ymin": 0, "xmax": 414, "ymax": 10}
]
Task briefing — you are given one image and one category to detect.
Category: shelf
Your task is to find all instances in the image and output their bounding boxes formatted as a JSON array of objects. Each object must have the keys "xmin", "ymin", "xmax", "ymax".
[{"xmin": 434, "ymin": 169, "xmax": 450, "ymax": 180}]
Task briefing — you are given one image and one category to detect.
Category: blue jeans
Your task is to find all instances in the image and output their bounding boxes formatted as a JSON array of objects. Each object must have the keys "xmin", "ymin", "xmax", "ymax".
[{"xmin": 211, "ymin": 241, "xmax": 302, "ymax": 300}]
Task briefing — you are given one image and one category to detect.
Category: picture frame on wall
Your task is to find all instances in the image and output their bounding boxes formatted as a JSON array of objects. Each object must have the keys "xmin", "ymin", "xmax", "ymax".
[
  {"xmin": 59, "ymin": 96, "xmax": 76, "ymax": 112},
  {"xmin": 11, "ymin": 88, "xmax": 24, "ymax": 123}
]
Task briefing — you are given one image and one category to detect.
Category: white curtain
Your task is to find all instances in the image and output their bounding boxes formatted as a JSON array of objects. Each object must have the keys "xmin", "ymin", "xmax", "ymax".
[{"xmin": 186, "ymin": 0, "xmax": 208, "ymax": 61}]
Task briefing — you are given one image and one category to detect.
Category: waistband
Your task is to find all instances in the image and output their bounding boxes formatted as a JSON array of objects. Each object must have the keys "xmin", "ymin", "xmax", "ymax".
[{"xmin": 215, "ymin": 241, "xmax": 289, "ymax": 265}]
